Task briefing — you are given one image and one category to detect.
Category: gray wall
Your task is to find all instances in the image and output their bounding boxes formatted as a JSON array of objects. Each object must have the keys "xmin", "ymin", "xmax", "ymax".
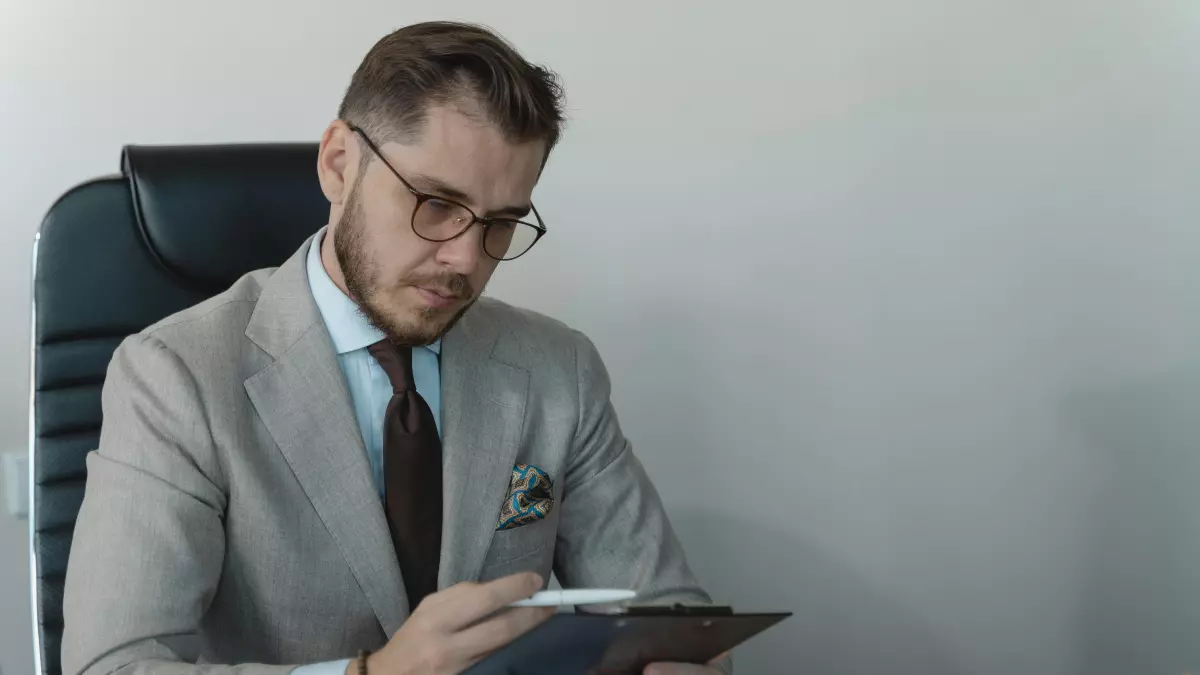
[{"xmin": 2, "ymin": 1, "xmax": 1199, "ymax": 673}]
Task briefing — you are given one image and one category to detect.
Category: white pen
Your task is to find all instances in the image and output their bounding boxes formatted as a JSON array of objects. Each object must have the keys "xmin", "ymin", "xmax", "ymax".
[{"xmin": 510, "ymin": 589, "xmax": 638, "ymax": 607}]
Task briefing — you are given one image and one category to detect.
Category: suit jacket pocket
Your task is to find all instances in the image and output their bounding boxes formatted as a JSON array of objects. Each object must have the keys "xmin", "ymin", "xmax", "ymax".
[{"xmin": 479, "ymin": 514, "xmax": 556, "ymax": 579}]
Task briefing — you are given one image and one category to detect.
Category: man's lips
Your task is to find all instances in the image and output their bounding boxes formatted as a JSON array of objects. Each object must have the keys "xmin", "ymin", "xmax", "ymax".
[{"xmin": 415, "ymin": 286, "xmax": 460, "ymax": 309}]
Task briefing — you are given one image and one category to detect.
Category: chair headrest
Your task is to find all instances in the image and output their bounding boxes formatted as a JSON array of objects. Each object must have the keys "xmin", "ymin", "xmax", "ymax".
[{"xmin": 121, "ymin": 143, "xmax": 328, "ymax": 291}]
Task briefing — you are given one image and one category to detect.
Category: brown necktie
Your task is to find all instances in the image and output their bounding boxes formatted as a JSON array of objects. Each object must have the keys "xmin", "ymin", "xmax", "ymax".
[{"xmin": 367, "ymin": 340, "xmax": 443, "ymax": 609}]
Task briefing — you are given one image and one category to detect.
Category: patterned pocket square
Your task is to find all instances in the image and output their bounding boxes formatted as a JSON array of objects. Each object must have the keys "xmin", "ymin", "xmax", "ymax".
[{"xmin": 496, "ymin": 464, "xmax": 554, "ymax": 531}]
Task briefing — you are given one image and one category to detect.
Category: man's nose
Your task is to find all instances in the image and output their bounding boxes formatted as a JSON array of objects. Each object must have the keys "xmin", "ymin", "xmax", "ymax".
[{"xmin": 434, "ymin": 223, "xmax": 484, "ymax": 273}]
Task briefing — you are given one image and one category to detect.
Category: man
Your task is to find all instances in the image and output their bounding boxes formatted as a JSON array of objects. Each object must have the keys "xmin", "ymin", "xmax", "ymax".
[{"xmin": 62, "ymin": 21, "xmax": 727, "ymax": 675}]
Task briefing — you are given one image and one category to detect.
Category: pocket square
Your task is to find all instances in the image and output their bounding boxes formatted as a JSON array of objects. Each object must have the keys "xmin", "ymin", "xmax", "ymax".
[{"xmin": 496, "ymin": 464, "xmax": 554, "ymax": 531}]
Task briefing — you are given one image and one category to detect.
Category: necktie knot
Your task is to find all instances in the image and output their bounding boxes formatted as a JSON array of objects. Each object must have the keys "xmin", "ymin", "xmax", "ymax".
[{"xmin": 367, "ymin": 340, "xmax": 416, "ymax": 393}]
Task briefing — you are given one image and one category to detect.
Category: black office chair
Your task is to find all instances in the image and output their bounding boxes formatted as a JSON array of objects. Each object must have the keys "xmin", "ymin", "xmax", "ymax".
[{"xmin": 30, "ymin": 143, "xmax": 327, "ymax": 675}]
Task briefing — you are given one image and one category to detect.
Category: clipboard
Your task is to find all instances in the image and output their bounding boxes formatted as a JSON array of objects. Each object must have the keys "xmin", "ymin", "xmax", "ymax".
[{"xmin": 464, "ymin": 605, "xmax": 791, "ymax": 675}]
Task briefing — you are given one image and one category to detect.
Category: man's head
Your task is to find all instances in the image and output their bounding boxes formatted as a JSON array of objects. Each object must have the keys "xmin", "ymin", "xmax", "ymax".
[{"xmin": 317, "ymin": 22, "xmax": 565, "ymax": 346}]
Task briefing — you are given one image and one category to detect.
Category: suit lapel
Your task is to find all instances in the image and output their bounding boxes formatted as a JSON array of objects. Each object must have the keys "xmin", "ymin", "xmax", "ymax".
[
  {"xmin": 243, "ymin": 239, "xmax": 409, "ymax": 636},
  {"xmin": 438, "ymin": 305, "xmax": 530, "ymax": 587}
]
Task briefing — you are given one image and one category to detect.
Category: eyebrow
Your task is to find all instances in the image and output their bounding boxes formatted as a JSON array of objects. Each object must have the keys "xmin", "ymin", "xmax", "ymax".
[{"xmin": 408, "ymin": 172, "xmax": 533, "ymax": 220}]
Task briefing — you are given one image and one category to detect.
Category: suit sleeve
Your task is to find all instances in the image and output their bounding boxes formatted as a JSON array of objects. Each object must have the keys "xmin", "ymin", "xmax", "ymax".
[
  {"xmin": 61, "ymin": 335, "xmax": 294, "ymax": 675},
  {"xmin": 552, "ymin": 332, "xmax": 732, "ymax": 673}
]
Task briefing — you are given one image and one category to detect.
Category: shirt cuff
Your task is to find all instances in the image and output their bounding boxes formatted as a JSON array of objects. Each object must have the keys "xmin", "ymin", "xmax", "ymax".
[{"xmin": 292, "ymin": 659, "xmax": 351, "ymax": 675}]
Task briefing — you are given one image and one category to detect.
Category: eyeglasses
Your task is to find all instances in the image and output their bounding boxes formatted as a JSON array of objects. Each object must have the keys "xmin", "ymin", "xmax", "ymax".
[{"xmin": 347, "ymin": 124, "xmax": 547, "ymax": 261}]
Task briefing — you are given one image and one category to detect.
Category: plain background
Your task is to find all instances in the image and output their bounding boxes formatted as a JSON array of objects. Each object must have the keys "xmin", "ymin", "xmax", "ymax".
[{"xmin": 2, "ymin": 0, "xmax": 1200, "ymax": 673}]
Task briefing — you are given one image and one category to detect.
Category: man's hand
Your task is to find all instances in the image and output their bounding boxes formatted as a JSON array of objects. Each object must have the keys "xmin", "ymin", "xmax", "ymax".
[
  {"xmin": 354, "ymin": 572, "xmax": 554, "ymax": 675},
  {"xmin": 643, "ymin": 650, "xmax": 730, "ymax": 675}
]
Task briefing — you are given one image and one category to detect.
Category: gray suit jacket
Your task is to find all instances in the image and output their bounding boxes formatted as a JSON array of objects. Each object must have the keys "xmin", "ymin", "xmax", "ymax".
[{"xmin": 62, "ymin": 238, "xmax": 717, "ymax": 675}]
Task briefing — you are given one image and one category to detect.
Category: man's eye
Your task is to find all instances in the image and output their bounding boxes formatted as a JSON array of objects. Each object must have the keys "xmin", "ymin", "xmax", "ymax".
[{"xmin": 424, "ymin": 198, "xmax": 456, "ymax": 215}]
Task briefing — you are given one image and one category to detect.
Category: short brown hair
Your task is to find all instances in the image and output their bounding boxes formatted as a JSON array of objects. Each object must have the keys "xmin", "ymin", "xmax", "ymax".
[{"xmin": 338, "ymin": 22, "xmax": 566, "ymax": 159}]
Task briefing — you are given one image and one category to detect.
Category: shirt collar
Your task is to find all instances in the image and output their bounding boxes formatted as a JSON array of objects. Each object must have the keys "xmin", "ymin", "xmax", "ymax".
[{"xmin": 306, "ymin": 227, "xmax": 441, "ymax": 356}]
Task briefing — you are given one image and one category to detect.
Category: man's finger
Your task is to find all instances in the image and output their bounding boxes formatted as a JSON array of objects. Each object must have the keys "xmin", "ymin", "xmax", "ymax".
[
  {"xmin": 451, "ymin": 605, "xmax": 555, "ymax": 661},
  {"xmin": 427, "ymin": 573, "xmax": 544, "ymax": 630},
  {"xmin": 708, "ymin": 651, "xmax": 730, "ymax": 664},
  {"xmin": 642, "ymin": 649, "xmax": 729, "ymax": 674},
  {"xmin": 643, "ymin": 663, "xmax": 723, "ymax": 675}
]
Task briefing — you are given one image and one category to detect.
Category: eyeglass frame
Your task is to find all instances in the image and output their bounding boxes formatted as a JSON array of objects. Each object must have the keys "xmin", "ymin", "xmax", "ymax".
[{"xmin": 346, "ymin": 123, "xmax": 548, "ymax": 261}]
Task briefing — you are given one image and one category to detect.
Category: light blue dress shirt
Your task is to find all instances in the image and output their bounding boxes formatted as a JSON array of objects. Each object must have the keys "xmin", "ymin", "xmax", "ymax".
[
  {"xmin": 306, "ymin": 227, "xmax": 442, "ymax": 492},
  {"xmin": 293, "ymin": 229, "xmax": 442, "ymax": 675}
]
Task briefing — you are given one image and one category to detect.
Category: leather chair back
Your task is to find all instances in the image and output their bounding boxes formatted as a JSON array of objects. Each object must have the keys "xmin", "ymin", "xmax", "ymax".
[{"xmin": 30, "ymin": 143, "xmax": 325, "ymax": 675}]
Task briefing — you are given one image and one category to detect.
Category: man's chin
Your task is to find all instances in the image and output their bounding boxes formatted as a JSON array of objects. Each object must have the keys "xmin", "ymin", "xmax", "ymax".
[{"xmin": 371, "ymin": 298, "xmax": 475, "ymax": 346}]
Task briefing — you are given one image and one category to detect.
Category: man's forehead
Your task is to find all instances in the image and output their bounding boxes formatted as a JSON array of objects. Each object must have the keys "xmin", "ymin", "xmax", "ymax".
[
  {"xmin": 415, "ymin": 108, "xmax": 541, "ymax": 159},
  {"xmin": 379, "ymin": 112, "xmax": 543, "ymax": 206}
]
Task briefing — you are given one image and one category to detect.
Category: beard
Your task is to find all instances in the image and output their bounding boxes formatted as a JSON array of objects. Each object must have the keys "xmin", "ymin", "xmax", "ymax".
[{"xmin": 333, "ymin": 183, "xmax": 477, "ymax": 346}]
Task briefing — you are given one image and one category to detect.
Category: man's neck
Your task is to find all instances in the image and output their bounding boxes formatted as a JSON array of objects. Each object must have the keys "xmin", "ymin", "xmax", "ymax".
[{"xmin": 319, "ymin": 228, "xmax": 353, "ymax": 298}]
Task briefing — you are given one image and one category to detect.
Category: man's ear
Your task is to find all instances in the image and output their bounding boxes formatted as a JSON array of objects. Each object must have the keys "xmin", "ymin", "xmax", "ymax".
[{"xmin": 317, "ymin": 120, "xmax": 359, "ymax": 207}]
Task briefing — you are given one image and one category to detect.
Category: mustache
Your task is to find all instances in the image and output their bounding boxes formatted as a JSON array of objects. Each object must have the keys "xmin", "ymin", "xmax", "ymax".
[{"xmin": 403, "ymin": 272, "xmax": 474, "ymax": 299}]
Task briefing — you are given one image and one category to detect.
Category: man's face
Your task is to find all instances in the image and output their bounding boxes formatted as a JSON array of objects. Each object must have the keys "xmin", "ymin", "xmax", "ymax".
[{"xmin": 320, "ymin": 104, "xmax": 545, "ymax": 346}]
